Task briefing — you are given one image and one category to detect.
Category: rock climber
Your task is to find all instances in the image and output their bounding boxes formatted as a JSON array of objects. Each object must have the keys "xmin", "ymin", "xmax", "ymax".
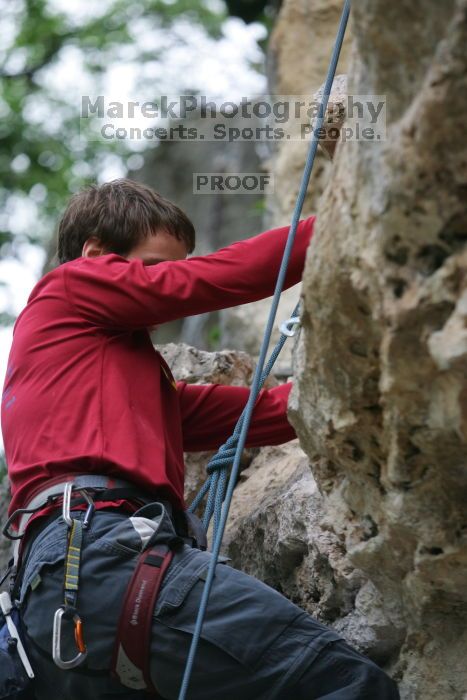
[{"xmin": 1, "ymin": 177, "xmax": 400, "ymax": 699}]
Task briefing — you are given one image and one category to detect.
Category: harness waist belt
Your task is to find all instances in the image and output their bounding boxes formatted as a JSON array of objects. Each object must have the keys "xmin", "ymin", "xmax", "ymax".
[{"xmin": 5, "ymin": 475, "xmax": 159, "ymax": 567}]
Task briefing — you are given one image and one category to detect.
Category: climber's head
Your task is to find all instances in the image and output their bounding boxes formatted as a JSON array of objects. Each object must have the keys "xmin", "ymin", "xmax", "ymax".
[{"xmin": 57, "ymin": 178, "xmax": 195, "ymax": 265}]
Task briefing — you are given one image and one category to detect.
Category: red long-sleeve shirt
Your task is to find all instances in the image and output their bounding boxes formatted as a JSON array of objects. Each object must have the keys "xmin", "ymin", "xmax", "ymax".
[{"xmin": 1, "ymin": 217, "xmax": 315, "ymax": 515}]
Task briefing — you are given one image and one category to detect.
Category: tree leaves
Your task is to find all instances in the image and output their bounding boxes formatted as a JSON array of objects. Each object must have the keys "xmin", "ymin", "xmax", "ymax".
[{"xmin": 0, "ymin": 0, "xmax": 228, "ymax": 259}]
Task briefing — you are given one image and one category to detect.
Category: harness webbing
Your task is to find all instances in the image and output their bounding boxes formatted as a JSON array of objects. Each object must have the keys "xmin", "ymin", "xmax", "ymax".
[
  {"xmin": 180, "ymin": 2, "xmax": 351, "ymax": 697},
  {"xmin": 112, "ymin": 543, "xmax": 174, "ymax": 694}
]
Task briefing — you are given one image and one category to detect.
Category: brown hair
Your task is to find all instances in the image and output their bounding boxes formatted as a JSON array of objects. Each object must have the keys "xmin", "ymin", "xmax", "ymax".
[{"xmin": 57, "ymin": 178, "xmax": 195, "ymax": 264}]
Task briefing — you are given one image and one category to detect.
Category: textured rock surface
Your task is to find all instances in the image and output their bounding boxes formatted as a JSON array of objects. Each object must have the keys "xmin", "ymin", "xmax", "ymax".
[
  {"xmin": 223, "ymin": 441, "xmax": 403, "ymax": 663},
  {"xmin": 287, "ymin": 1, "xmax": 467, "ymax": 698},
  {"xmin": 158, "ymin": 342, "xmax": 257, "ymax": 388},
  {"xmin": 157, "ymin": 343, "xmax": 269, "ymax": 503},
  {"xmin": 267, "ymin": 0, "xmax": 351, "ymax": 221},
  {"xmin": 219, "ymin": 0, "xmax": 352, "ymax": 363}
]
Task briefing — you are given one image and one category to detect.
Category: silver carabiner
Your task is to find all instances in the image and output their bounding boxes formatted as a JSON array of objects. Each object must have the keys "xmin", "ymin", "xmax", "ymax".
[
  {"xmin": 52, "ymin": 606, "xmax": 87, "ymax": 670},
  {"xmin": 62, "ymin": 482, "xmax": 73, "ymax": 527},
  {"xmin": 279, "ymin": 315, "xmax": 301, "ymax": 337},
  {"xmin": 62, "ymin": 483, "xmax": 95, "ymax": 529},
  {"xmin": 80, "ymin": 489, "xmax": 95, "ymax": 529}
]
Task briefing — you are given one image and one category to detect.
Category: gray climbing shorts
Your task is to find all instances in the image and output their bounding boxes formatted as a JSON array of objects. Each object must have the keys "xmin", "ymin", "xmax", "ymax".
[{"xmin": 18, "ymin": 504, "xmax": 399, "ymax": 700}]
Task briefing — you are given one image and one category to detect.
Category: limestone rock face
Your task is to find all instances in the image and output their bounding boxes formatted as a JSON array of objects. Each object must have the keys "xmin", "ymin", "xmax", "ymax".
[
  {"xmin": 158, "ymin": 342, "xmax": 256, "ymax": 388},
  {"xmin": 219, "ymin": 0, "xmax": 352, "ymax": 364},
  {"xmin": 267, "ymin": 0, "xmax": 351, "ymax": 220},
  {"xmin": 287, "ymin": 1, "xmax": 467, "ymax": 697},
  {"xmin": 224, "ymin": 440, "xmax": 408, "ymax": 662}
]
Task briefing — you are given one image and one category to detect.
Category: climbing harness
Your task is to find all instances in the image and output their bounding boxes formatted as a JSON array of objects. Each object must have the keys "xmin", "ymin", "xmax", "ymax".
[
  {"xmin": 0, "ymin": 476, "xmax": 146, "ymax": 681},
  {"xmin": 1, "ymin": 474, "xmax": 203, "ymax": 696},
  {"xmin": 2, "ymin": 474, "xmax": 156, "ymax": 569},
  {"xmin": 179, "ymin": 1, "xmax": 351, "ymax": 697}
]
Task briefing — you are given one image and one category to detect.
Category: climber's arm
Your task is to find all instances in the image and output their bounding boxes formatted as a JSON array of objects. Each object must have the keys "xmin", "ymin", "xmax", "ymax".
[
  {"xmin": 63, "ymin": 218, "xmax": 314, "ymax": 330},
  {"xmin": 177, "ymin": 381, "xmax": 296, "ymax": 451}
]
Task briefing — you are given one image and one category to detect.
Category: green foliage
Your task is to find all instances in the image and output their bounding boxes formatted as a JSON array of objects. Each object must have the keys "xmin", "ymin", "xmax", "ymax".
[
  {"xmin": 0, "ymin": 0, "xmax": 277, "ymax": 268},
  {"xmin": 207, "ymin": 322, "xmax": 221, "ymax": 350},
  {"xmin": 0, "ymin": 0, "xmax": 229, "ymax": 260}
]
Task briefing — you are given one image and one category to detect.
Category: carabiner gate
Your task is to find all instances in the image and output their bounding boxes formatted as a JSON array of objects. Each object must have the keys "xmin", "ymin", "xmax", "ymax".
[
  {"xmin": 52, "ymin": 606, "xmax": 87, "ymax": 670},
  {"xmin": 62, "ymin": 483, "xmax": 95, "ymax": 529}
]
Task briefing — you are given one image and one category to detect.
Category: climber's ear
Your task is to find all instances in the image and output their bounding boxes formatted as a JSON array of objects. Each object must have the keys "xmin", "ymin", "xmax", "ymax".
[{"xmin": 82, "ymin": 237, "xmax": 108, "ymax": 258}]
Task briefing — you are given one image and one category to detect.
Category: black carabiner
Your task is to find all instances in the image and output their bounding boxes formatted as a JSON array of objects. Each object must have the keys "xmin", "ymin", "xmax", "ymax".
[{"xmin": 2, "ymin": 507, "xmax": 38, "ymax": 541}]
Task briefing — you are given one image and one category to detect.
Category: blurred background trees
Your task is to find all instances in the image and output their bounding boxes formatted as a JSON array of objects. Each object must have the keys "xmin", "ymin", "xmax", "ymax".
[
  {"xmin": 0, "ymin": 0, "xmax": 281, "ymax": 260},
  {"xmin": 0, "ymin": 0, "xmax": 283, "ymax": 461}
]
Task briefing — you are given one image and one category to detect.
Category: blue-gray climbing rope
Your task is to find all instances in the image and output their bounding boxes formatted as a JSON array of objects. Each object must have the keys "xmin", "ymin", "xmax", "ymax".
[{"xmin": 180, "ymin": 2, "xmax": 351, "ymax": 697}]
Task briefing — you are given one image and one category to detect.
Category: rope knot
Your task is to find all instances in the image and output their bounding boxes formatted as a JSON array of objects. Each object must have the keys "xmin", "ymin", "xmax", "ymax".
[{"xmin": 206, "ymin": 439, "xmax": 238, "ymax": 473}]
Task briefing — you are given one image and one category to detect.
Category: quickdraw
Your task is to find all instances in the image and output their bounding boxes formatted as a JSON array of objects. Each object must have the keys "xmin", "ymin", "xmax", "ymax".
[{"xmin": 52, "ymin": 484, "xmax": 90, "ymax": 670}]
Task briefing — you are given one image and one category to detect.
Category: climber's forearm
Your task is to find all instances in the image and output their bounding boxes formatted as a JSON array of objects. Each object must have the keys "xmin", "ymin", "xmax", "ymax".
[{"xmin": 178, "ymin": 381, "xmax": 296, "ymax": 452}]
